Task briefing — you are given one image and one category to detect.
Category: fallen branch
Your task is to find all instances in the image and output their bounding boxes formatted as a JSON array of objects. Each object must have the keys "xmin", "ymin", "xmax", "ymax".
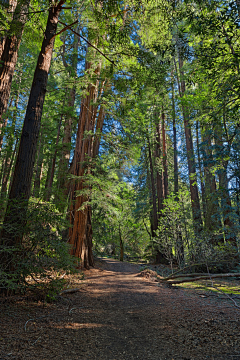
[
  {"xmin": 59, "ymin": 288, "xmax": 80, "ymax": 295},
  {"xmin": 163, "ymin": 273, "xmax": 240, "ymax": 285},
  {"xmin": 208, "ymin": 284, "xmax": 240, "ymax": 310},
  {"xmin": 160, "ymin": 273, "xmax": 214, "ymax": 281},
  {"xmin": 69, "ymin": 306, "xmax": 86, "ymax": 315},
  {"xmin": 24, "ymin": 315, "xmax": 49, "ymax": 332},
  {"xmin": 162, "ymin": 260, "xmax": 239, "ymax": 281}
]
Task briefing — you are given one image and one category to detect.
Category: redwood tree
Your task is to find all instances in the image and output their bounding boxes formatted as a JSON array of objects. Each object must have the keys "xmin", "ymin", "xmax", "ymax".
[
  {"xmin": 0, "ymin": 0, "xmax": 30, "ymax": 133},
  {"xmin": 68, "ymin": 59, "xmax": 106, "ymax": 268},
  {"xmin": 0, "ymin": 1, "xmax": 65, "ymax": 265}
]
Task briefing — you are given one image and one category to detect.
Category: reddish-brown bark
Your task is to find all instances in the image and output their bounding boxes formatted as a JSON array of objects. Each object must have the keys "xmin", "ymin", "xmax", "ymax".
[
  {"xmin": 68, "ymin": 60, "xmax": 106, "ymax": 268},
  {"xmin": 0, "ymin": 1, "xmax": 65, "ymax": 258},
  {"xmin": 0, "ymin": 0, "xmax": 30, "ymax": 132}
]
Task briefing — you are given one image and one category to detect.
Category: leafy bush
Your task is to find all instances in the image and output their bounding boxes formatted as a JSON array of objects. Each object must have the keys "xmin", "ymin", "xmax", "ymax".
[{"xmin": 0, "ymin": 199, "xmax": 76, "ymax": 297}]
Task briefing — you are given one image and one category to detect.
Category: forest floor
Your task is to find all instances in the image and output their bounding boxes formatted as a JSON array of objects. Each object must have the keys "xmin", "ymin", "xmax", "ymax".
[{"xmin": 0, "ymin": 258, "xmax": 240, "ymax": 360}]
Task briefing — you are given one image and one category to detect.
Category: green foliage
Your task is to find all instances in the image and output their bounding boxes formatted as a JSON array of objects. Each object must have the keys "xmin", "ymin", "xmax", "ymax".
[
  {"xmin": 75, "ymin": 155, "xmax": 149, "ymax": 259},
  {"xmin": 0, "ymin": 199, "xmax": 76, "ymax": 296},
  {"xmin": 1, "ymin": 0, "xmax": 240, "ymax": 279}
]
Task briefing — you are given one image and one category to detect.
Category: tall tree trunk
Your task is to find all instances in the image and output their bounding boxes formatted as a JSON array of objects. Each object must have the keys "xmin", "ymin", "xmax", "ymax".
[
  {"xmin": 171, "ymin": 71, "xmax": 184, "ymax": 265},
  {"xmin": 147, "ymin": 132, "xmax": 168, "ymax": 264},
  {"xmin": 161, "ymin": 111, "xmax": 168, "ymax": 199},
  {"xmin": 147, "ymin": 134, "xmax": 158, "ymax": 234},
  {"xmin": 171, "ymin": 73, "xmax": 178, "ymax": 197},
  {"xmin": 58, "ymin": 32, "xmax": 79, "ymax": 193},
  {"xmin": 201, "ymin": 126, "xmax": 221, "ymax": 235},
  {"xmin": 196, "ymin": 121, "xmax": 206, "ymax": 220},
  {"xmin": 68, "ymin": 59, "xmax": 104, "ymax": 269},
  {"xmin": 0, "ymin": 1, "xmax": 65, "ymax": 270},
  {"xmin": 0, "ymin": 0, "xmax": 30, "ymax": 131},
  {"xmin": 0, "ymin": 141, "xmax": 18, "ymax": 222},
  {"xmin": 57, "ymin": 88, "xmax": 75, "ymax": 191},
  {"xmin": 178, "ymin": 56, "xmax": 202, "ymax": 233},
  {"xmin": 214, "ymin": 122, "xmax": 236, "ymax": 246},
  {"xmin": 155, "ymin": 120, "xmax": 164, "ymax": 215},
  {"xmin": 0, "ymin": 89, "xmax": 18, "ymax": 213},
  {"xmin": 45, "ymin": 116, "xmax": 62, "ymax": 201}
]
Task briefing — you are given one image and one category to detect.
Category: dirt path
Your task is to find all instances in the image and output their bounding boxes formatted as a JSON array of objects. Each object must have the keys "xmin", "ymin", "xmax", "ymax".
[{"xmin": 1, "ymin": 258, "xmax": 240, "ymax": 360}]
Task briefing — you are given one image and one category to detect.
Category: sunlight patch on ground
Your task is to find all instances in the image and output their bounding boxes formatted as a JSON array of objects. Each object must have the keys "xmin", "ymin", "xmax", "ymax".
[
  {"xmin": 60, "ymin": 322, "xmax": 111, "ymax": 330},
  {"xmin": 176, "ymin": 279, "xmax": 240, "ymax": 296}
]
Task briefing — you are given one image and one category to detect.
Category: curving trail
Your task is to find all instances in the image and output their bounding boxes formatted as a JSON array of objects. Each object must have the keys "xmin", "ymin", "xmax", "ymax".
[
  {"xmin": 61, "ymin": 258, "xmax": 240, "ymax": 360},
  {"xmin": 0, "ymin": 258, "xmax": 240, "ymax": 360}
]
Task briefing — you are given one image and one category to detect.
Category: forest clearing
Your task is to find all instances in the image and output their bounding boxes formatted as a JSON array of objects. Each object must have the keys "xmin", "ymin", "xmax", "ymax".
[
  {"xmin": 1, "ymin": 258, "xmax": 240, "ymax": 360},
  {"xmin": 1, "ymin": 0, "xmax": 240, "ymax": 358}
]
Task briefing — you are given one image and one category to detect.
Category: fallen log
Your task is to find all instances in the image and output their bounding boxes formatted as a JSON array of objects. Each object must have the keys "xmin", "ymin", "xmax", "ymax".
[
  {"xmin": 160, "ymin": 273, "xmax": 214, "ymax": 281},
  {"xmin": 162, "ymin": 260, "xmax": 239, "ymax": 281},
  {"xmin": 163, "ymin": 273, "xmax": 240, "ymax": 285}
]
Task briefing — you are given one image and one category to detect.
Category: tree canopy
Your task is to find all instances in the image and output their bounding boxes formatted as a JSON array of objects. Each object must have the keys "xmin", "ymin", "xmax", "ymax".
[{"xmin": 0, "ymin": 0, "xmax": 240, "ymax": 293}]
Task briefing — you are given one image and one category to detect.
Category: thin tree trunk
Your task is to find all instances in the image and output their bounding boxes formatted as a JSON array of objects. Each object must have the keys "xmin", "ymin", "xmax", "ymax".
[
  {"xmin": 147, "ymin": 133, "xmax": 168, "ymax": 264},
  {"xmin": 57, "ymin": 88, "xmax": 75, "ymax": 190},
  {"xmin": 0, "ymin": 139, "xmax": 18, "ymax": 222},
  {"xmin": 178, "ymin": 56, "xmax": 202, "ymax": 233},
  {"xmin": 0, "ymin": 0, "xmax": 19, "ymax": 56},
  {"xmin": 171, "ymin": 70, "xmax": 184, "ymax": 265},
  {"xmin": 0, "ymin": 0, "xmax": 30, "ymax": 130},
  {"xmin": 32, "ymin": 130, "xmax": 44, "ymax": 198},
  {"xmin": 45, "ymin": 116, "xmax": 62, "ymax": 201},
  {"xmin": 201, "ymin": 126, "xmax": 221, "ymax": 234},
  {"xmin": 119, "ymin": 224, "xmax": 124, "ymax": 261},
  {"xmin": 0, "ymin": 90, "xmax": 18, "ymax": 201},
  {"xmin": 155, "ymin": 120, "xmax": 164, "ymax": 215},
  {"xmin": 58, "ymin": 33, "xmax": 79, "ymax": 192},
  {"xmin": 171, "ymin": 73, "xmax": 178, "ymax": 196},
  {"xmin": 161, "ymin": 111, "xmax": 168, "ymax": 199},
  {"xmin": 196, "ymin": 121, "xmax": 206, "ymax": 220},
  {"xmin": 0, "ymin": 138, "xmax": 18, "ymax": 200},
  {"xmin": 0, "ymin": 37, "xmax": 5, "ymax": 60},
  {"xmin": 214, "ymin": 122, "xmax": 236, "ymax": 245},
  {"xmin": 147, "ymin": 134, "xmax": 158, "ymax": 234},
  {"xmin": 93, "ymin": 105, "xmax": 105, "ymax": 157},
  {"xmin": 0, "ymin": 96, "xmax": 13, "ymax": 153}
]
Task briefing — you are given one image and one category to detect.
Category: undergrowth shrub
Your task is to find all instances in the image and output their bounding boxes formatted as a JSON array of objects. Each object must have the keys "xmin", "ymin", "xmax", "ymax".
[{"xmin": 0, "ymin": 199, "xmax": 76, "ymax": 298}]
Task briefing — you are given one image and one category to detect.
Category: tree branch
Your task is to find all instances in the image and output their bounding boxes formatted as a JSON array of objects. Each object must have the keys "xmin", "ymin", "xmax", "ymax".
[
  {"xmin": 58, "ymin": 21, "xmax": 116, "ymax": 66},
  {"xmin": 49, "ymin": 20, "xmax": 78, "ymax": 43}
]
